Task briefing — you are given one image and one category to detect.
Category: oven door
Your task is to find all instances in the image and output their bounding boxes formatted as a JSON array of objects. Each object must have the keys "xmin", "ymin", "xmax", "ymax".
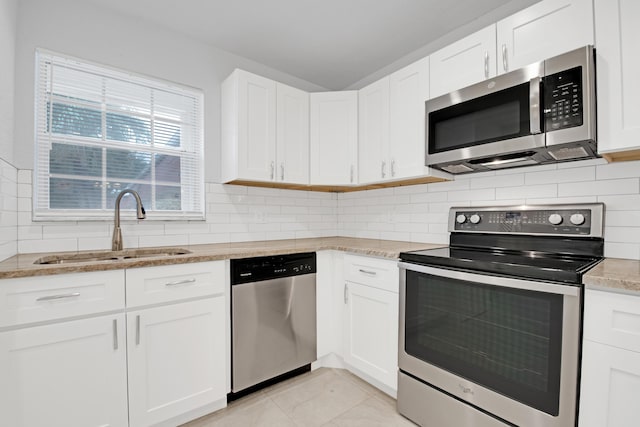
[
  {"xmin": 426, "ymin": 61, "xmax": 545, "ymax": 170},
  {"xmin": 398, "ymin": 262, "xmax": 581, "ymax": 427}
]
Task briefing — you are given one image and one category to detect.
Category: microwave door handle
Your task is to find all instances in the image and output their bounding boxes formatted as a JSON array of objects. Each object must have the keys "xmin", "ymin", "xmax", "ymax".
[{"xmin": 530, "ymin": 76, "xmax": 542, "ymax": 134}]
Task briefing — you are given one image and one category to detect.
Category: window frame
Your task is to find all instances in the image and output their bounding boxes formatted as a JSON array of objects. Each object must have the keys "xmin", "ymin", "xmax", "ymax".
[{"xmin": 33, "ymin": 49, "xmax": 205, "ymax": 221}]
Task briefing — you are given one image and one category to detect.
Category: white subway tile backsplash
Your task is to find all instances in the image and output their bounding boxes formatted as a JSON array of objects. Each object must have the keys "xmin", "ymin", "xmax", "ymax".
[
  {"xmin": 9, "ymin": 160, "xmax": 640, "ymax": 261},
  {"xmin": 525, "ymin": 167, "xmax": 595, "ymax": 185},
  {"xmin": 559, "ymin": 179, "xmax": 639, "ymax": 197},
  {"xmin": 470, "ymin": 174, "xmax": 525, "ymax": 189},
  {"xmin": 0, "ymin": 160, "xmax": 17, "ymax": 261},
  {"xmin": 496, "ymin": 184, "xmax": 557, "ymax": 200},
  {"xmin": 596, "ymin": 161, "xmax": 640, "ymax": 180}
]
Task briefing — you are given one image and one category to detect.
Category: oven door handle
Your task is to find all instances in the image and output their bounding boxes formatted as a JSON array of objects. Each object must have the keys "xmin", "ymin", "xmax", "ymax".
[{"xmin": 398, "ymin": 262, "xmax": 580, "ymax": 297}]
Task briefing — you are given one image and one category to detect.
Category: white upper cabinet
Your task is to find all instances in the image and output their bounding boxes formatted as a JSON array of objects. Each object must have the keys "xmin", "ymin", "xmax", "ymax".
[
  {"xmin": 222, "ymin": 70, "xmax": 309, "ymax": 185},
  {"xmin": 389, "ymin": 56, "xmax": 432, "ymax": 179},
  {"xmin": 594, "ymin": 0, "xmax": 640, "ymax": 157},
  {"xmin": 358, "ymin": 77, "xmax": 390, "ymax": 184},
  {"xmin": 429, "ymin": 25, "xmax": 497, "ymax": 99},
  {"xmin": 496, "ymin": 0, "xmax": 594, "ymax": 74},
  {"xmin": 310, "ymin": 91, "xmax": 358, "ymax": 186},
  {"xmin": 222, "ymin": 69, "xmax": 276, "ymax": 183},
  {"xmin": 276, "ymin": 83, "xmax": 310, "ymax": 184}
]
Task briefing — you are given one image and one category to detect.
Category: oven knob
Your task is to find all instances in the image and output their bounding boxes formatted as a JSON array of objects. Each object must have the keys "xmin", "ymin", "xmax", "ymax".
[
  {"xmin": 470, "ymin": 214, "xmax": 481, "ymax": 224},
  {"xmin": 570, "ymin": 213, "xmax": 585, "ymax": 225},
  {"xmin": 456, "ymin": 214, "xmax": 467, "ymax": 224},
  {"xmin": 548, "ymin": 213, "xmax": 563, "ymax": 225}
]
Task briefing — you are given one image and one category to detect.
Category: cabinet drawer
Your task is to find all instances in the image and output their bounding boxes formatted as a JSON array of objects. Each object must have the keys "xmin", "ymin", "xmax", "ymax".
[
  {"xmin": 0, "ymin": 270, "xmax": 125, "ymax": 328},
  {"xmin": 126, "ymin": 261, "xmax": 225, "ymax": 308},
  {"xmin": 343, "ymin": 254, "xmax": 399, "ymax": 293},
  {"xmin": 583, "ymin": 289, "xmax": 640, "ymax": 352}
]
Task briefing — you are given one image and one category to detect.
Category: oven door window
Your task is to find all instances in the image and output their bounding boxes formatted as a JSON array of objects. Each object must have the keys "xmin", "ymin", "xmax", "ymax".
[
  {"xmin": 405, "ymin": 271, "xmax": 563, "ymax": 416},
  {"xmin": 428, "ymin": 82, "xmax": 532, "ymax": 153}
]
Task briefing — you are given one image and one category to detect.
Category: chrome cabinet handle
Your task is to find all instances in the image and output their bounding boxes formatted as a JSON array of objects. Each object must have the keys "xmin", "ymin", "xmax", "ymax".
[
  {"xmin": 391, "ymin": 159, "xmax": 396, "ymax": 177},
  {"xmin": 280, "ymin": 163, "xmax": 285, "ymax": 181},
  {"xmin": 113, "ymin": 319, "xmax": 118, "ymax": 350},
  {"xmin": 135, "ymin": 315, "xmax": 141, "ymax": 345},
  {"xmin": 270, "ymin": 161, "xmax": 275, "ymax": 180},
  {"xmin": 165, "ymin": 278, "xmax": 196, "ymax": 287},
  {"xmin": 359, "ymin": 269, "xmax": 377, "ymax": 276},
  {"xmin": 381, "ymin": 161, "xmax": 386, "ymax": 178},
  {"xmin": 344, "ymin": 283, "xmax": 348, "ymax": 304},
  {"xmin": 36, "ymin": 292, "xmax": 80, "ymax": 302},
  {"xmin": 484, "ymin": 51, "xmax": 489, "ymax": 78},
  {"xmin": 350, "ymin": 165, "xmax": 354, "ymax": 183},
  {"xmin": 502, "ymin": 44, "xmax": 508, "ymax": 72}
]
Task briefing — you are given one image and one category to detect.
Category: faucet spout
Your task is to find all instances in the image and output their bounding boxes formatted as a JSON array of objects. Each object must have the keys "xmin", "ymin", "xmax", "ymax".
[{"xmin": 112, "ymin": 189, "xmax": 146, "ymax": 251}]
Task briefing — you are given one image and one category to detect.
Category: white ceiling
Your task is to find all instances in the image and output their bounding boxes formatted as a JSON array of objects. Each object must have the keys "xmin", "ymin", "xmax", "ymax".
[{"xmin": 83, "ymin": 0, "xmax": 540, "ymax": 90}]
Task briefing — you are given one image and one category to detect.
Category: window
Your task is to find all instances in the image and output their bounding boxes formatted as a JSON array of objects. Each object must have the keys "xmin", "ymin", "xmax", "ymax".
[{"xmin": 34, "ymin": 50, "xmax": 204, "ymax": 220}]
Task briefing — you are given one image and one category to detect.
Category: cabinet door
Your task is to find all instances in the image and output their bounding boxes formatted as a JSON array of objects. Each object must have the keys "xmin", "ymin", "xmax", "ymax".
[
  {"xmin": 579, "ymin": 340, "xmax": 640, "ymax": 427},
  {"xmin": 358, "ymin": 77, "xmax": 390, "ymax": 184},
  {"xmin": 343, "ymin": 282, "xmax": 398, "ymax": 391},
  {"xmin": 276, "ymin": 82, "xmax": 310, "ymax": 184},
  {"xmin": 497, "ymin": 0, "xmax": 594, "ymax": 74},
  {"xmin": 236, "ymin": 70, "xmax": 277, "ymax": 182},
  {"xmin": 127, "ymin": 297, "xmax": 226, "ymax": 427},
  {"xmin": 429, "ymin": 25, "xmax": 496, "ymax": 99},
  {"xmin": 0, "ymin": 315, "xmax": 128, "ymax": 427},
  {"xmin": 310, "ymin": 91, "xmax": 358, "ymax": 185},
  {"xmin": 389, "ymin": 56, "xmax": 430, "ymax": 180},
  {"xmin": 594, "ymin": 0, "xmax": 640, "ymax": 156}
]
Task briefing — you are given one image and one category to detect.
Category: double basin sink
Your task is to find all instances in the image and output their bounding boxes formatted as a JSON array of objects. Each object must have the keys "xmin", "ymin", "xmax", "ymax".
[{"xmin": 34, "ymin": 248, "xmax": 192, "ymax": 265}]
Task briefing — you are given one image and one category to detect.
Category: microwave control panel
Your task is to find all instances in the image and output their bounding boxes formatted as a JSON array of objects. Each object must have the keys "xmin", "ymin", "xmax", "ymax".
[{"xmin": 544, "ymin": 66, "xmax": 583, "ymax": 132}]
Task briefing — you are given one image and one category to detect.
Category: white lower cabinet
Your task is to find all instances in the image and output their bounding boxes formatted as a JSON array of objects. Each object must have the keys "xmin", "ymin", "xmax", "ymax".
[
  {"xmin": 343, "ymin": 281, "xmax": 398, "ymax": 392},
  {"xmin": 580, "ymin": 340, "xmax": 640, "ymax": 427},
  {"xmin": 127, "ymin": 297, "xmax": 226, "ymax": 427},
  {"xmin": 342, "ymin": 254, "xmax": 399, "ymax": 395},
  {"xmin": 0, "ymin": 314, "xmax": 128, "ymax": 427},
  {"xmin": 580, "ymin": 288, "xmax": 640, "ymax": 427}
]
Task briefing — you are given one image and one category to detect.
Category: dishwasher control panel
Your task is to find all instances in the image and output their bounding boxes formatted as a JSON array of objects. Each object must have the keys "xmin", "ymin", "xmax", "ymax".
[{"xmin": 231, "ymin": 252, "xmax": 317, "ymax": 285}]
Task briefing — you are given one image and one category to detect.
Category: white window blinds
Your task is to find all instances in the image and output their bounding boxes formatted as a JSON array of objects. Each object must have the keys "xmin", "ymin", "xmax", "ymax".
[{"xmin": 34, "ymin": 50, "xmax": 205, "ymax": 220}]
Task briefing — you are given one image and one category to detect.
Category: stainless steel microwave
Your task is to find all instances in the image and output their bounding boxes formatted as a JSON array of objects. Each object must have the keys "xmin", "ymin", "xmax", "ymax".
[{"xmin": 426, "ymin": 45, "xmax": 597, "ymax": 174}]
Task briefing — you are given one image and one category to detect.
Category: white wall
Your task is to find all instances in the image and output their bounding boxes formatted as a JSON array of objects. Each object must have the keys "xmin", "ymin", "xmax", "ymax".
[
  {"xmin": 0, "ymin": 0, "xmax": 16, "ymax": 165},
  {"xmin": 13, "ymin": 0, "xmax": 326, "ymax": 182},
  {"xmin": 0, "ymin": 0, "xmax": 17, "ymax": 261},
  {"xmin": 338, "ymin": 158, "xmax": 640, "ymax": 260}
]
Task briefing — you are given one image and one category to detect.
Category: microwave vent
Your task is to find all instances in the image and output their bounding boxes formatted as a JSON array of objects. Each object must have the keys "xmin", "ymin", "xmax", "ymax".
[
  {"xmin": 548, "ymin": 146, "xmax": 589, "ymax": 161},
  {"xmin": 441, "ymin": 164, "xmax": 474, "ymax": 174}
]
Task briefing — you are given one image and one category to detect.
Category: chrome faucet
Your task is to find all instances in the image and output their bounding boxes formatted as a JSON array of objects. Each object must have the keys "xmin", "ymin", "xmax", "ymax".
[{"xmin": 112, "ymin": 189, "xmax": 146, "ymax": 251}]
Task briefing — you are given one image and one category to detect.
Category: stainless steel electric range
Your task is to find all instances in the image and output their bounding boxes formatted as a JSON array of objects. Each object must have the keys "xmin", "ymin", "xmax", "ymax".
[{"xmin": 397, "ymin": 203, "xmax": 604, "ymax": 427}]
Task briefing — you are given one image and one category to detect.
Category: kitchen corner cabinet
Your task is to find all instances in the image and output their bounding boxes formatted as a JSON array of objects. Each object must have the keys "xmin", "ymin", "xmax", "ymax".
[
  {"xmin": 496, "ymin": 0, "xmax": 594, "ymax": 74},
  {"xmin": 594, "ymin": 0, "xmax": 640, "ymax": 160},
  {"xmin": 222, "ymin": 69, "xmax": 310, "ymax": 185},
  {"xmin": 579, "ymin": 289, "xmax": 640, "ymax": 427},
  {"xmin": 429, "ymin": 25, "xmax": 496, "ymax": 100},
  {"xmin": 0, "ymin": 270, "xmax": 128, "ymax": 427},
  {"xmin": 310, "ymin": 91, "xmax": 358, "ymax": 186},
  {"xmin": 342, "ymin": 254, "xmax": 399, "ymax": 394}
]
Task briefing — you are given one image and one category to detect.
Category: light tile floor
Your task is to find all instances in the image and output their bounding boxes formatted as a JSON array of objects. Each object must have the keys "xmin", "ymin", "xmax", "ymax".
[{"xmin": 182, "ymin": 368, "xmax": 417, "ymax": 427}]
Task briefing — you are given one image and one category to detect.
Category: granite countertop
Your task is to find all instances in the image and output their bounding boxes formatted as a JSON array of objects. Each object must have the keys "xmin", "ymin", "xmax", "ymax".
[
  {"xmin": 583, "ymin": 258, "xmax": 640, "ymax": 293},
  {"xmin": 0, "ymin": 237, "xmax": 443, "ymax": 279}
]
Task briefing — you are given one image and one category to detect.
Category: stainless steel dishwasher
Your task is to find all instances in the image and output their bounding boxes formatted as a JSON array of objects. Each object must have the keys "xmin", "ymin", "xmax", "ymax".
[{"xmin": 230, "ymin": 252, "xmax": 317, "ymax": 396}]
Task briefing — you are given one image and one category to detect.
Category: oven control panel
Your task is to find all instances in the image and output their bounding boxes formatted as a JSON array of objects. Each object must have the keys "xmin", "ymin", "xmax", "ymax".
[{"xmin": 450, "ymin": 204, "xmax": 604, "ymax": 237}]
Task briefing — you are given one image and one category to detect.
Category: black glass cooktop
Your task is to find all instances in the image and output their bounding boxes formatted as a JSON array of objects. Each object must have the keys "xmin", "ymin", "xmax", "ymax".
[{"xmin": 400, "ymin": 246, "xmax": 603, "ymax": 284}]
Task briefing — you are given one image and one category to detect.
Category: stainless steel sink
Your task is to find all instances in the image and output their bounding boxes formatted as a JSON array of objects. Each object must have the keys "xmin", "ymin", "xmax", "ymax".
[{"xmin": 34, "ymin": 248, "xmax": 192, "ymax": 265}]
